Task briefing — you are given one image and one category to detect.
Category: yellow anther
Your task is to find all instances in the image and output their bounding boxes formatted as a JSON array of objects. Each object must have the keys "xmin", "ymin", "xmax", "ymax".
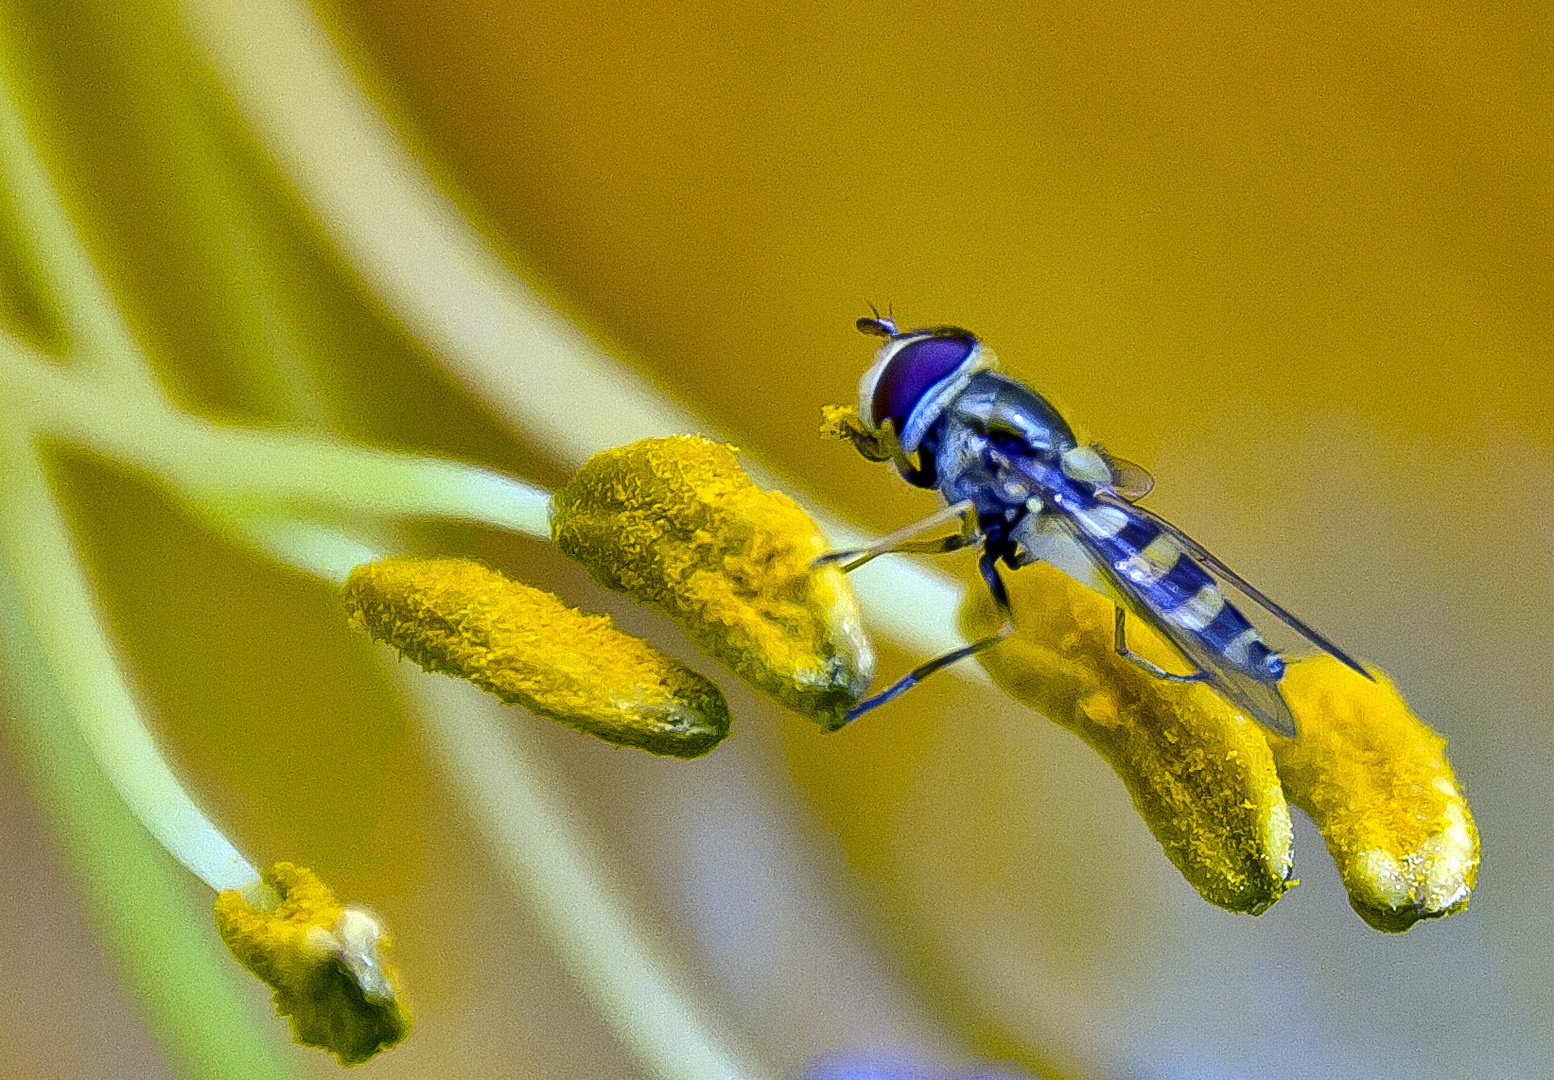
[
  {"xmin": 551, "ymin": 436, "xmax": 874, "ymax": 729},
  {"xmin": 963, "ymin": 565, "xmax": 1293, "ymax": 914},
  {"xmin": 344, "ymin": 557, "xmax": 731, "ymax": 757},
  {"xmin": 964, "ymin": 565, "xmax": 1479, "ymax": 929},
  {"xmin": 213, "ymin": 863, "xmax": 410, "ymax": 1066},
  {"xmin": 1274, "ymin": 658, "xmax": 1479, "ymax": 931}
]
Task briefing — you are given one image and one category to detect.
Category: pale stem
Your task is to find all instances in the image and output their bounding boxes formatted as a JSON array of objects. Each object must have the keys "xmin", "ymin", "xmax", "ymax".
[
  {"xmin": 234, "ymin": 506, "xmax": 764, "ymax": 1080},
  {"xmin": 3, "ymin": 10, "xmax": 977, "ymax": 1080},
  {"xmin": 0, "ymin": 340, "xmax": 553, "ymax": 541},
  {"xmin": 0, "ymin": 423, "xmax": 257, "ymax": 892},
  {"xmin": 233, "ymin": 517, "xmax": 384, "ymax": 586},
  {"xmin": 406, "ymin": 673, "xmax": 769, "ymax": 1080},
  {"xmin": 176, "ymin": 0, "xmax": 973, "ymax": 666}
]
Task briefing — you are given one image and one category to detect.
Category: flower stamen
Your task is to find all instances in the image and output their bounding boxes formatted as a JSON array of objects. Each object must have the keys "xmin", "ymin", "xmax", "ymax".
[
  {"xmin": 344, "ymin": 556, "xmax": 733, "ymax": 757},
  {"xmin": 214, "ymin": 863, "xmax": 411, "ymax": 1066},
  {"xmin": 963, "ymin": 562, "xmax": 1479, "ymax": 927},
  {"xmin": 964, "ymin": 564, "xmax": 1294, "ymax": 913},
  {"xmin": 1274, "ymin": 658, "xmax": 1478, "ymax": 931},
  {"xmin": 550, "ymin": 435, "xmax": 875, "ymax": 728}
]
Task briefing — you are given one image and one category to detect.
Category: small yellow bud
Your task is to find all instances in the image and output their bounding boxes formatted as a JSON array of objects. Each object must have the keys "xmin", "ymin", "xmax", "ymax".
[
  {"xmin": 214, "ymin": 863, "xmax": 410, "ymax": 1066},
  {"xmin": 963, "ymin": 565, "xmax": 1293, "ymax": 914},
  {"xmin": 1274, "ymin": 658, "xmax": 1479, "ymax": 932},
  {"xmin": 550, "ymin": 436, "xmax": 874, "ymax": 729},
  {"xmin": 344, "ymin": 558, "xmax": 730, "ymax": 757}
]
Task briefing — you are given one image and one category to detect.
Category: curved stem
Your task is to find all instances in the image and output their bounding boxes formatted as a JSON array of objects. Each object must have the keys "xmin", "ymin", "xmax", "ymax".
[
  {"xmin": 176, "ymin": 0, "xmax": 974, "ymax": 669},
  {"xmin": 0, "ymin": 421, "xmax": 256, "ymax": 893},
  {"xmin": 0, "ymin": 343, "xmax": 553, "ymax": 540},
  {"xmin": 0, "ymin": 557, "xmax": 295, "ymax": 1080}
]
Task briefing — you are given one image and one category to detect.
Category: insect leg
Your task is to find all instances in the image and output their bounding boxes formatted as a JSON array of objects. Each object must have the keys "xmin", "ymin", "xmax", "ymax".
[
  {"xmin": 837, "ymin": 533, "xmax": 974, "ymax": 573},
  {"xmin": 1113, "ymin": 606, "xmax": 1211, "ymax": 683},
  {"xmin": 815, "ymin": 499, "xmax": 978, "ymax": 572},
  {"xmin": 834, "ymin": 549, "xmax": 1013, "ymax": 726}
]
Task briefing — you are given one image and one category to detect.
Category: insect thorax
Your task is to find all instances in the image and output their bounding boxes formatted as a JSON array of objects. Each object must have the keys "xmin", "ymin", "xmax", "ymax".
[{"xmin": 921, "ymin": 372, "xmax": 1076, "ymax": 532}]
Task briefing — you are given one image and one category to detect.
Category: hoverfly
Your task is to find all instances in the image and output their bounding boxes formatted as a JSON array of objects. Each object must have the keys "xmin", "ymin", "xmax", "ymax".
[{"xmin": 823, "ymin": 313, "xmax": 1371, "ymax": 736}]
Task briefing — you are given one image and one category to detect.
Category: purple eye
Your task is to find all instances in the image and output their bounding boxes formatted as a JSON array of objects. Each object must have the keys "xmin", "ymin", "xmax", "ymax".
[{"xmin": 870, "ymin": 332, "xmax": 977, "ymax": 433}]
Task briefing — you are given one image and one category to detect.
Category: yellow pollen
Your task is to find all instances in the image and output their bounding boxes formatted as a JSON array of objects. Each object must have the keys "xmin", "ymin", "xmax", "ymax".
[
  {"xmin": 963, "ymin": 564, "xmax": 1477, "ymax": 930},
  {"xmin": 1273, "ymin": 658, "xmax": 1479, "ymax": 932},
  {"xmin": 214, "ymin": 863, "xmax": 410, "ymax": 1065},
  {"xmin": 344, "ymin": 558, "xmax": 732, "ymax": 757},
  {"xmin": 963, "ymin": 564, "xmax": 1293, "ymax": 914},
  {"xmin": 551, "ymin": 435, "xmax": 875, "ymax": 729}
]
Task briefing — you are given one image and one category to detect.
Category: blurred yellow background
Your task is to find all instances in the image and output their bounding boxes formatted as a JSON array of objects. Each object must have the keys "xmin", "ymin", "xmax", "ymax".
[
  {"xmin": 1, "ymin": 1, "xmax": 1550, "ymax": 1078},
  {"xmin": 322, "ymin": 0, "xmax": 1552, "ymax": 467}
]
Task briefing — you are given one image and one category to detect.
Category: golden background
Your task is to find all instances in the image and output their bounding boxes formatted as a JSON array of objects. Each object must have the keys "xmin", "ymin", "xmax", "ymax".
[{"xmin": 0, "ymin": 1, "xmax": 1549, "ymax": 1078}]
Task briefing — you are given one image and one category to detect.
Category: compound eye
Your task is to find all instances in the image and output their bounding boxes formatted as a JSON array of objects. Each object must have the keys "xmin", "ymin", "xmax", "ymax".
[{"xmin": 870, "ymin": 332, "xmax": 977, "ymax": 432}]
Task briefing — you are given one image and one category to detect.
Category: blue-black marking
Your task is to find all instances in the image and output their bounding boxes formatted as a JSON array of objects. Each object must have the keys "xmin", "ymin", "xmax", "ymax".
[
  {"xmin": 1113, "ymin": 517, "xmax": 1157, "ymax": 554},
  {"xmin": 1056, "ymin": 489, "xmax": 1272, "ymax": 683}
]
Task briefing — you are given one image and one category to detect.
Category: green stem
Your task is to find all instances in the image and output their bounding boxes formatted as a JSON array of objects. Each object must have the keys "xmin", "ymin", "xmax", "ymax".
[
  {"xmin": 0, "ymin": 339, "xmax": 553, "ymax": 541},
  {"xmin": 0, "ymin": 552, "xmax": 297, "ymax": 1080}
]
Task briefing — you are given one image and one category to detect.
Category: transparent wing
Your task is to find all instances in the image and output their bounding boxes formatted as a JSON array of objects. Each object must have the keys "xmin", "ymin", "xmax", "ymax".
[
  {"xmin": 1093, "ymin": 445, "xmax": 1155, "ymax": 501},
  {"xmin": 1092, "ymin": 490, "xmax": 1372, "ymax": 681},
  {"xmin": 1040, "ymin": 506, "xmax": 1299, "ymax": 736}
]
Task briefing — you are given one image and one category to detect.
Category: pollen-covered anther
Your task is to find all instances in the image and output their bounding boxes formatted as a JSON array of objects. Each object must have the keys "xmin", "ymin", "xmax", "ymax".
[
  {"xmin": 1273, "ymin": 658, "xmax": 1479, "ymax": 932},
  {"xmin": 213, "ymin": 863, "xmax": 410, "ymax": 1066},
  {"xmin": 550, "ymin": 436, "xmax": 876, "ymax": 729},
  {"xmin": 344, "ymin": 558, "xmax": 731, "ymax": 757},
  {"xmin": 963, "ymin": 564, "xmax": 1294, "ymax": 915}
]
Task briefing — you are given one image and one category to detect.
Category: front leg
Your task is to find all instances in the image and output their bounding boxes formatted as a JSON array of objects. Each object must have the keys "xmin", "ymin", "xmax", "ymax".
[{"xmin": 815, "ymin": 499, "xmax": 979, "ymax": 572}]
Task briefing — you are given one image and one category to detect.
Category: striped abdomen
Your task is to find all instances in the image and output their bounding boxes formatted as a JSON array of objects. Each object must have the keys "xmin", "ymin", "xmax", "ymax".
[{"xmin": 1063, "ymin": 496, "xmax": 1285, "ymax": 684}]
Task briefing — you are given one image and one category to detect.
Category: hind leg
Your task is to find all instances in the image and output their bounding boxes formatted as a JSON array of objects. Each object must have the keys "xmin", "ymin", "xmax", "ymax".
[{"xmin": 1113, "ymin": 606, "xmax": 1210, "ymax": 683}]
